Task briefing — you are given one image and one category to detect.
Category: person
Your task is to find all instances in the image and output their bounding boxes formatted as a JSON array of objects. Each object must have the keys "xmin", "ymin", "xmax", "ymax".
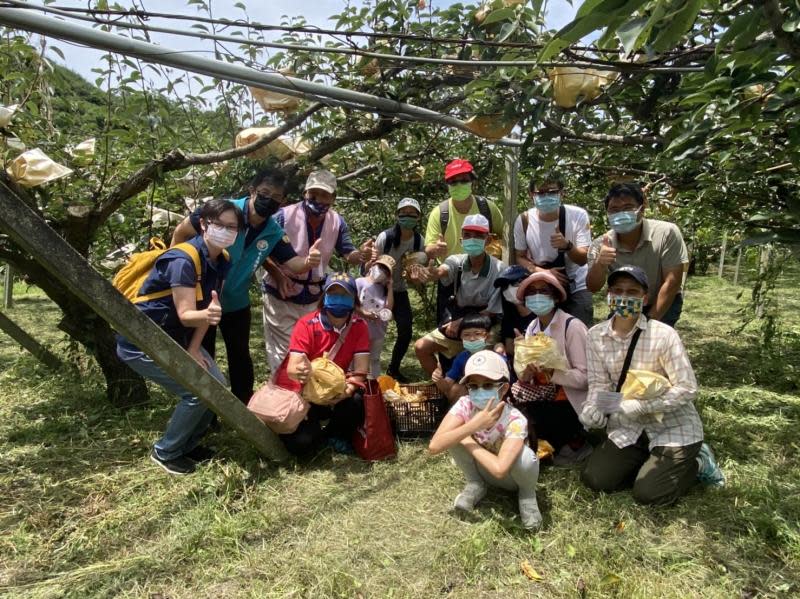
[
  {"xmin": 586, "ymin": 182, "xmax": 688, "ymax": 327},
  {"xmin": 170, "ymin": 169, "xmax": 320, "ymax": 404},
  {"xmin": 512, "ymin": 271, "xmax": 591, "ymax": 465},
  {"xmin": 424, "ymin": 159, "xmax": 505, "ymax": 322},
  {"xmin": 579, "ymin": 265, "xmax": 724, "ymax": 505},
  {"xmin": 494, "ymin": 264, "xmax": 536, "ymax": 357},
  {"xmin": 356, "ymin": 255, "xmax": 396, "ymax": 378},
  {"xmin": 415, "ymin": 214, "xmax": 505, "ymax": 376},
  {"xmin": 513, "ymin": 171, "xmax": 593, "ymax": 327},
  {"xmin": 262, "ymin": 169, "xmax": 375, "ymax": 373},
  {"xmin": 432, "ymin": 313, "xmax": 496, "ymax": 403},
  {"xmin": 374, "ymin": 198, "xmax": 426, "ymax": 381},
  {"xmin": 272, "ymin": 273, "xmax": 371, "ymax": 457},
  {"xmin": 429, "ymin": 350, "xmax": 542, "ymax": 530},
  {"xmin": 117, "ymin": 199, "xmax": 243, "ymax": 475}
]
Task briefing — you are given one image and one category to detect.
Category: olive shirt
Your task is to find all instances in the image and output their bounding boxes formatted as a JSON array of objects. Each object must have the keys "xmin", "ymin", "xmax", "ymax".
[{"xmin": 587, "ymin": 218, "xmax": 688, "ymax": 305}]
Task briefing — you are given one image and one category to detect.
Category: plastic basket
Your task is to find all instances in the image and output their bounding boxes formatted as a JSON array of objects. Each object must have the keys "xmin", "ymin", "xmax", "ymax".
[{"xmin": 384, "ymin": 382, "xmax": 448, "ymax": 438}]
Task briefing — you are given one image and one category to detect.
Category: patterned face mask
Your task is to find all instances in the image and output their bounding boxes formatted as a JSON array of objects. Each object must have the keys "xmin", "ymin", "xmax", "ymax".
[{"xmin": 607, "ymin": 293, "xmax": 644, "ymax": 318}]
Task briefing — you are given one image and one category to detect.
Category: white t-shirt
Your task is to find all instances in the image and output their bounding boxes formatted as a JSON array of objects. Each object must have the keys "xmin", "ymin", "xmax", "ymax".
[
  {"xmin": 356, "ymin": 277, "xmax": 389, "ymax": 336},
  {"xmin": 374, "ymin": 228, "xmax": 420, "ymax": 292},
  {"xmin": 513, "ymin": 205, "xmax": 592, "ymax": 293}
]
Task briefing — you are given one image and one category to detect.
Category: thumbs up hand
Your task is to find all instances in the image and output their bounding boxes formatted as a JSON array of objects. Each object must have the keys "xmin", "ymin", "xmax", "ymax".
[
  {"xmin": 306, "ymin": 238, "xmax": 322, "ymax": 270},
  {"xmin": 206, "ymin": 290, "xmax": 222, "ymax": 325},
  {"xmin": 596, "ymin": 234, "xmax": 617, "ymax": 266},
  {"xmin": 432, "ymin": 233, "xmax": 449, "ymax": 258}
]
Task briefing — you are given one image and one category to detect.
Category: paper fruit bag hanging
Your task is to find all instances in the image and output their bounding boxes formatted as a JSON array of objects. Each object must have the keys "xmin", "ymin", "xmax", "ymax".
[
  {"xmin": 548, "ymin": 67, "xmax": 619, "ymax": 108},
  {"xmin": 6, "ymin": 148, "xmax": 73, "ymax": 187}
]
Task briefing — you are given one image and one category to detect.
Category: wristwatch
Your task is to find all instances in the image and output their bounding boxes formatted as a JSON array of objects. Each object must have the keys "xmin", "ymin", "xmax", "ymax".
[{"xmin": 565, "ymin": 241, "xmax": 574, "ymax": 252}]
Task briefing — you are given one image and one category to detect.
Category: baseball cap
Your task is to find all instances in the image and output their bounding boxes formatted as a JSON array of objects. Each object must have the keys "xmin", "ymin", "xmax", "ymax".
[
  {"xmin": 322, "ymin": 272, "xmax": 356, "ymax": 295},
  {"xmin": 459, "ymin": 350, "xmax": 510, "ymax": 385},
  {"xmin": 608, "ymin": 265, "xmax": 649, "ymax": 290},
  {"xmin": 462, "ymin": 214, "xmax": 490, "ymax": 234},
  {"xmin": 305, "ymin": 169, "xmax": 337, "ymax": 194},
  {"xmin": 374, "ymin": 254, "xmax": 396, "ymax": 272},
  {"xmin": 494, "ymin": 264, "xmax": 530, "ymax": 289},
  {"xmin": 444, "ymin": 159, "xmax": 475, "ymax": 181},
  {"xmin": 396, "ymin": 197, "xmax": 421, "ymax": 213},
  {"xmin": 517, "ymin": 271, "xmax": 567, "ymax": 302}
]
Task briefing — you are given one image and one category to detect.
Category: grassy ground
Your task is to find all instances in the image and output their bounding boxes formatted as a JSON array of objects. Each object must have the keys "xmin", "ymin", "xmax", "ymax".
[{"xmin": 1, "ymin": 271, "xmax": 799, "ymax": 598}]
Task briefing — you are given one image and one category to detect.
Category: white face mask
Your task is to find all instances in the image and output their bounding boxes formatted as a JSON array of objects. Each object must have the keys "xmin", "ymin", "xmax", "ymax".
[
  {"xmin": 370, "ymin": 265, "xmax": 388, "ymax": 284},
  {"xmin": 205, "ymin": 223, "xmax": 237, "ymax": 248},
  {"xmin": 503, "ymin": 284, "xmax": 520, "ymax": 305}
]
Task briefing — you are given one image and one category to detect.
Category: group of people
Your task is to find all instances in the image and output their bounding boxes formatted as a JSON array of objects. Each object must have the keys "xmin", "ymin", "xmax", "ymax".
[{"xmin": 114, "ymin": 157, "xmax": 724, "ymax": 532}]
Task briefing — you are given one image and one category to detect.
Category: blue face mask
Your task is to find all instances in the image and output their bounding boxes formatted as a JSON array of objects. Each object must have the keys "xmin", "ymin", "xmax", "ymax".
[
  {"xmin": 534, "ymin": 193, "xmax": 561, "ymax": 213},
  {"xmin": 525, "ymin": 294, "xmax": 555, "ymax": 316},
  {"xmin": 305, "ymin": 198, "xmax": 331, "ymax": 216},
  {"xmin": 468, "ymin": 386, "xmax": 500, "ymax": 410},
  {"xmin": 323, "ymin": 293, "xmax": 354, "ymax": 317},
  {"xmin": 608, "ymin": 209, "xmax": 641, "ymax": 234},
  {"xmin": 462, "ymin": 238, "xmax": 486, "ymax": 257},
  {"xmin": 462, "ymin": 339, "xmax": 486, "ymax": 354}
]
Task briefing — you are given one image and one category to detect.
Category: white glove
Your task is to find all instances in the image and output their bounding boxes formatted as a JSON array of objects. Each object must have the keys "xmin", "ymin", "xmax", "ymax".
[
  {"xmin": 580, "ymin": 404, "xmax": 607, "ymax": 429},
  {"xmin": 618, "ymin": 399, "xmax": 647, "ymax": 417}
]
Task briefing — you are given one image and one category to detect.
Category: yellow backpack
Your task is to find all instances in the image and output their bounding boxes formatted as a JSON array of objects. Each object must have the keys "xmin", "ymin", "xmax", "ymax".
[{"xmin": 112, "ymin": 238, "xmax": 203, "ymax": 304}]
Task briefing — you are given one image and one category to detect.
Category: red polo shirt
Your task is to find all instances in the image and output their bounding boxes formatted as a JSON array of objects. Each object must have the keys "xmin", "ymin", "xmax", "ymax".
[{"xmin": 273, "ymin": 310, "xmax": 371, "ymax": 392}]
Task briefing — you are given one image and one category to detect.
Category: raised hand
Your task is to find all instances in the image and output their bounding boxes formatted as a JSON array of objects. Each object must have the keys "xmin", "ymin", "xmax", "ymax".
[
  {"xmin": 550, "ymin": 227, "xmax": 569, "ymax": 250},
  {"xmin": 206, "ymin": 290, "xmax": 222, "ymax": 326},
  {"xmin": 470, "ymin": 397, "xmax": 505, "ymax": 432},
  {"xmin": 306, "ymin": 238, "xmax": 322, "ymax": 269},
  {"xmin": 596, "ymin": 234, "xmax": 617, "ymax": 266},
  {"xmin": 432, "ymin": 233, "xmax": 449, "ymax": 258}
]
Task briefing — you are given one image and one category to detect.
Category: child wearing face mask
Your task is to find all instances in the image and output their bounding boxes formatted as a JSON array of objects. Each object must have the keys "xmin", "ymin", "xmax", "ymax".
[
  {"xmin": 429, "ymin": 350, "xmax": 542, "ymax": 530},
  {"xmin": 356, "ymin": 255, "xmax": 396, "ymax": 378},
  {"xmin": 512, "ymin": 271, "xmax": 591, "ymax": 466}
]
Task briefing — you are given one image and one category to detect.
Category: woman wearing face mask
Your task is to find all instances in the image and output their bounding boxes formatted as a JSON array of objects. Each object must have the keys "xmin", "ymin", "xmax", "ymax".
[
  {"xmin": 170, "ymin": 169, "xmax": 318, "ymax": 405},
  {"xmin": 117, "ymin": 199, "xmax": 244, "ymax": 475},
  {"xmin": 355, "ymin": 255, "xmax": 396, "ymax": 378},
  {"xmin": 512, "ymin": 271, "xmax": 591, "ymax": 466},
  {"xmin": 373, "ymin": 198, "xmax": 425, "ymax": 381},
  {"xmin": 271, "ymin": 273, "xmax": 371, "ymax": 456},
  {"xmin": 429, "ymin": 350, "xmax": 542, "ymax": 530}
]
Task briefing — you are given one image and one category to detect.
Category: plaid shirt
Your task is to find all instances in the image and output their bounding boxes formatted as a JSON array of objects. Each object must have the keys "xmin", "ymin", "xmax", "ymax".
[{"xmin": 586, "ymin": 314, "xmax": 703, "ymax": 449}]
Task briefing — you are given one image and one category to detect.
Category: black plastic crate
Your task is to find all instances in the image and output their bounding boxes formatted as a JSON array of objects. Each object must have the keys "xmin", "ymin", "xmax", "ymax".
[{"xmin": 385, "ymin": 382, "xmax": 448, "ymax": 438}]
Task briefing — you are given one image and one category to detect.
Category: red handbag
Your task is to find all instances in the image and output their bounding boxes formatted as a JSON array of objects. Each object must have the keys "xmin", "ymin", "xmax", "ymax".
[{"xmin": 353, "ymin": 379, "xmax": 396, "ymax": 461}]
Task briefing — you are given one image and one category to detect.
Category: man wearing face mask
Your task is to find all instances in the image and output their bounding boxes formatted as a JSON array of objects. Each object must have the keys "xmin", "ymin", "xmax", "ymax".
[
  {"xmin": 170, "ymin": 169, "xmax": 318, "ymax": 404},
  {"xmin": 424, "ymin": 159, "xmax": 505, "ymax": 323},
  {"xmin": 514, "ymin": 171, "xmax": 593, "ymax": 327},
  {"xmin": 579, "ymin": 266, "xmax": 724, "ymax": 504},
  {"xmin": 586, "ymin": 182, "xmax": 688, "ymax": 327},
  {"xmin": 373, "ymin": 198, "xmax": 425, "ymax": 381},
  {"xmin": 262, "ymin": 169, "xmax": 375, "ymax": 373},
  {"xmin": 416, "ymin": 214, "xmax": 506, "ymax": 376}
]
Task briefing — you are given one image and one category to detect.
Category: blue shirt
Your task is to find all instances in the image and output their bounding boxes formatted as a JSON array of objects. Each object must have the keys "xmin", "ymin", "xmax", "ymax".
[
  {"xmin": 190, "ymin": 197, "xmax": 296, "ymax": 313},
  {"xmin": 446, "ymin": 350, "xmax": 471, "ymax": 382},
  {"xmin": 120, "ymin": 236, "xmax": 229, "ymax": 348}
]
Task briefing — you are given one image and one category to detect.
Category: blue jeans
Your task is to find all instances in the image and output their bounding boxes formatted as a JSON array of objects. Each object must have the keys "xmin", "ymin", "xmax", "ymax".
[{"xmin": 116, "ymin": 341, "xmax": 226, "ymax": 461}]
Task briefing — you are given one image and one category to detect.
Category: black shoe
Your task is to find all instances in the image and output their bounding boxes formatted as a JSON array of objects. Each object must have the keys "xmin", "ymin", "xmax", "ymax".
[
  {"xmin": 185, "ymin": 445, "xmax": 217, "ymax": 463},
  {"xmin": 150, "ymin": 449, "xmax": 196, "ymax": 475}
]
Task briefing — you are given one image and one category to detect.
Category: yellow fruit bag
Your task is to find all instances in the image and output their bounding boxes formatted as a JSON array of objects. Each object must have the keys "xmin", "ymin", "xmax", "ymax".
[
  {"xmin": 514, "ymin": 333, "xmax": 569, "ymax": 374},
  {"xmin": 302, "ymin": 353, "xmax": 347, "ymax": 405},
  {"xmin": 621, "ymin": 369, "xmax": 671, "ymax": 400}
]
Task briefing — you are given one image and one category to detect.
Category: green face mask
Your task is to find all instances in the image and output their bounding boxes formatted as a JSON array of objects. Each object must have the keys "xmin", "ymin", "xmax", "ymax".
[
  {"xmin": 449, "ymin": 182, "xmax": 472, "ymax": 202},
  {"xmin": 397, "ymin": 216, "xmax": 418, "ymax": 230}
]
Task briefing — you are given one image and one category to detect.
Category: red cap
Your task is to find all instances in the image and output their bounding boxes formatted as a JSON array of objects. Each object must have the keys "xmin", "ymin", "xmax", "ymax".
[{"xmin": 444, "ymin": 159, "xmax": 474, "ymax": 181}]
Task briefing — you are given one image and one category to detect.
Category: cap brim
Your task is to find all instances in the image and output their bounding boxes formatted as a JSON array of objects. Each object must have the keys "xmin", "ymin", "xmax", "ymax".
[
  {"xmin": 305, "ymin": 183, "xmax": 336, "ymax": 194},
  {"xmin": 461, "ymin": 226, "xmax": 490, "ymax": 234},
  {"xmin": 458, "ymin": 372, "xmax": 504, "ymax": 385},
  {"xmin": 324, "ymin": 281, "xmax": 355, "ymax": 294},
  {"xmin": 608, "ymin": 271, "xmax": 648, "ymax": 290}
]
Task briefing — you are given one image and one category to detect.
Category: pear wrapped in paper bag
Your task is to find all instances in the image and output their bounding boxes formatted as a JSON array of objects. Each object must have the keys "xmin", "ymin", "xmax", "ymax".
[
  {"xmin": 302, "ymin": 353, "xmax": 347, "ymax": 405},
  {"xmin": 621, "ymin": 369, "xmax": 671, "ymax": 422},
  {"xmin": 513, "ymin": 333, "xmax": 569, "ymax": 374}
]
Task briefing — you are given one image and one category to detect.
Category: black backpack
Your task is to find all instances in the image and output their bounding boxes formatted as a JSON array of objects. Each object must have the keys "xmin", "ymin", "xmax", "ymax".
[
  {"xmin": 439, "ymin": 196, "xmax": 493, "ymax": 235},
  {"xmin": 382, "ymin": 224, "xmax": 422, "ymax": 253}
]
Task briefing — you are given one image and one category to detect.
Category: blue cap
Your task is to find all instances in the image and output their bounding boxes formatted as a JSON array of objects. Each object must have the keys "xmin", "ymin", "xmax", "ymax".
[
  {"xmin": 494, "ymin": 264, "xmax": 530, "ymax": 289},
  {"xmin": 608, "ymin": 265, "xmax": 649, "ymax": 290},
  {"xmin": 322, "ymin": 272, "xmax": 357, "ymax": 295}
]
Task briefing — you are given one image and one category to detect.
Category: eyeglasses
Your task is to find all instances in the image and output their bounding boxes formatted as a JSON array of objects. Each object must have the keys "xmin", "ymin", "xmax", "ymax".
[
  {"xmin": 209, "ymin": 220, "xmax": 239, "ymax": 233},
  {"xmin": 533, "ymin": 189, "xmax": 561, "ymax": 195},
  {"xmin": 465, "ymin": 382, "xmax": 504, "ymax": 391},
  {"xmin": 607, "ymin": 204, "xmax": 642, "ymax": 215}
]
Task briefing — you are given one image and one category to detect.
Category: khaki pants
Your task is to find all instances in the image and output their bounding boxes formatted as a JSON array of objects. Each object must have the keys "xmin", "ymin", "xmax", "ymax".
[
  {"xmin": 581, "ymin": 434, "xmax": 701, "ymax": 506},
  {"xmin": 262, "ymin": 293, "xmax": 317, "ymax": 374}
]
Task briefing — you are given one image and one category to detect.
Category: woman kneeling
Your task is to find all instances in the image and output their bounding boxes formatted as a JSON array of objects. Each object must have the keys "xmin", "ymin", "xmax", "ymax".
[{"xmin": 429, "ymin": 350, "xmax": 542, "ymax": 530}]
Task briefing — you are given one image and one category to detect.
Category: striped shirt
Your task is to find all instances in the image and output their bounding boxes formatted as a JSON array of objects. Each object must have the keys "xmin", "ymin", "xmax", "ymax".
[{"xmin": 585, "ymin": 314, "xmax": 703, "ymax": 449}]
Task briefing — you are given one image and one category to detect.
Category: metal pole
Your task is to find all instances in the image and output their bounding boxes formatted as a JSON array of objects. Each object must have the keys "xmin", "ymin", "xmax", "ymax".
[
  {"xmin": 733, "ymin": 245, "xmax": 743, "ymax": 286},
  {"xmin": 2, "ymin": 264, "xmax": 11, "ymax": 309},
  {"xmin": 717, "ymin": 230, "xmax": 727, "ymax": 279},
  {"xmin": 0, "ymin": 6, "xmax": 523, "ymax": 147},
  {"xmin": 502, "ymin": 148, "xmax": 520, "ymax": 264}
]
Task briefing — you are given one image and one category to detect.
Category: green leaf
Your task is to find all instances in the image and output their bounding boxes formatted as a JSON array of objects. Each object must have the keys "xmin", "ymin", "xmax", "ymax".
[
  {"xmin": 482, "ymin": 8, "xmax": 515, "ymax": 26},
  {"xmin": 496, "ymin": 21, "xmax": 519, "ymax": 43},
  {"xmin": 717, "ymin": 10, "xmax": 756, "ymax": 53},
  {"xmin": 651, "ymin": 0, "xmax": 704, "ymax": 53},
  {"xmin": 617, "ymin": 17, "xmax": 648, "ymax": 55}
]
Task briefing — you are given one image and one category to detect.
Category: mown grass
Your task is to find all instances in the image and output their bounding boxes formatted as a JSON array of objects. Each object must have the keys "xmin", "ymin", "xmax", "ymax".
[{"xmin": 1, "ymin": 270, "xmax": 799, "ymax": 598}]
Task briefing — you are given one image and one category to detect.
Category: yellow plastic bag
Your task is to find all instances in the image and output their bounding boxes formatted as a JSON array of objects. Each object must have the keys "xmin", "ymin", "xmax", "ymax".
[
  {"xmin": 484, "ymin": 237, "xmax": 505, "ymax": 259},
  {"xmin": 303, "ymin": 353, "xmax": 347, "ymax": 405},
  {"xmin": 70, "ymin": 138, "xmax": 96, "ymax": 162},
  {"xmin": 6, "ymin": 148, "xmax": 73, "ymax": 187},
  {"xmin": 464, "ymin": 115, "xmax": 516, "ymax": 141},
  {"xmin": 621, "ymin": 369, "xmax": 670, "ymax": 422},
  {"xmin": 235, "ymin": 127, "xmax": 311, "ymax": 160},
  {"xmin": 514, "ymin": 333, "xmax": 569, "ymax": 374},
  {"xmin": 548, "ymin": 67, "xmax": 619, "ymax": 108},
  {"xmin": 537, "ymin": 439, "xmax": 555, "ymax": 460},
  {"xmin": 249, "ymin": 86, "xmax": 301, "ymax": 113}
]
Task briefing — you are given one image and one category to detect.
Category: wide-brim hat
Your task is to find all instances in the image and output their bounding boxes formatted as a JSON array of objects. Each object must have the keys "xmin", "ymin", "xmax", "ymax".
[{"xmin": 517, "ymin": 271, "xmax": 567, "ymax": 303}]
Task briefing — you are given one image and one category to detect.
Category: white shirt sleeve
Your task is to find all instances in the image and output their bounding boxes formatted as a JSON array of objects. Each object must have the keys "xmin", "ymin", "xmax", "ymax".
[
  {"xmin": 573, "ymin": 208, "xmax": 592, "ymax": 248},
  {"xmin": 513, "ymin": 214, "xmax": 527, "ymax": 251}
]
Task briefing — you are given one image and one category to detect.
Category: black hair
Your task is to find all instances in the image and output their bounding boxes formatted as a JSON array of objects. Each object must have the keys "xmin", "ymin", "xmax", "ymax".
[
  {"xmin": 248, "ymin": 168, "xmax": 287, "ymax": 191},
  {"xmin": 459, "ymin": 313, "xmax": 492, "ymax": 336},
  {"xmin": 199, "ymin": 198, "xmax": 245, "ymax": 230},
  {"xmin": 604, "ymin": 182, "xmax": 644, "ymax": 208},
  {"xmin": 529, "ymin": 170, "xmax": 565, "ymax": 192}
]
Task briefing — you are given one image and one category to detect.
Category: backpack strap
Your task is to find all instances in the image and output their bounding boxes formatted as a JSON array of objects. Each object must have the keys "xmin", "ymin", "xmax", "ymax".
[
  {"xmin": 438, "ymin": 199, "xmax": 450, "ymax": 237},
  {"xmin": 475, "ymin": 196, "xmax": 493, "ymax": 230},
  {"xmin": 132, "ymin": 243, "xmax": 204, "ymax": 304},
  {"xmin": 615, "ymin": 327, "xmax": 643, "ymax": 393},
  {"xmin": 328, "ymin": 321, "xmax": 353, "ymax": 362},
  {"xmin": 413, "ymin": 231, "xmax": 422, "ymax": 252},
  {"xmin": 521, "ymin": 211, "xmax": 529, "ymax": 237}
]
